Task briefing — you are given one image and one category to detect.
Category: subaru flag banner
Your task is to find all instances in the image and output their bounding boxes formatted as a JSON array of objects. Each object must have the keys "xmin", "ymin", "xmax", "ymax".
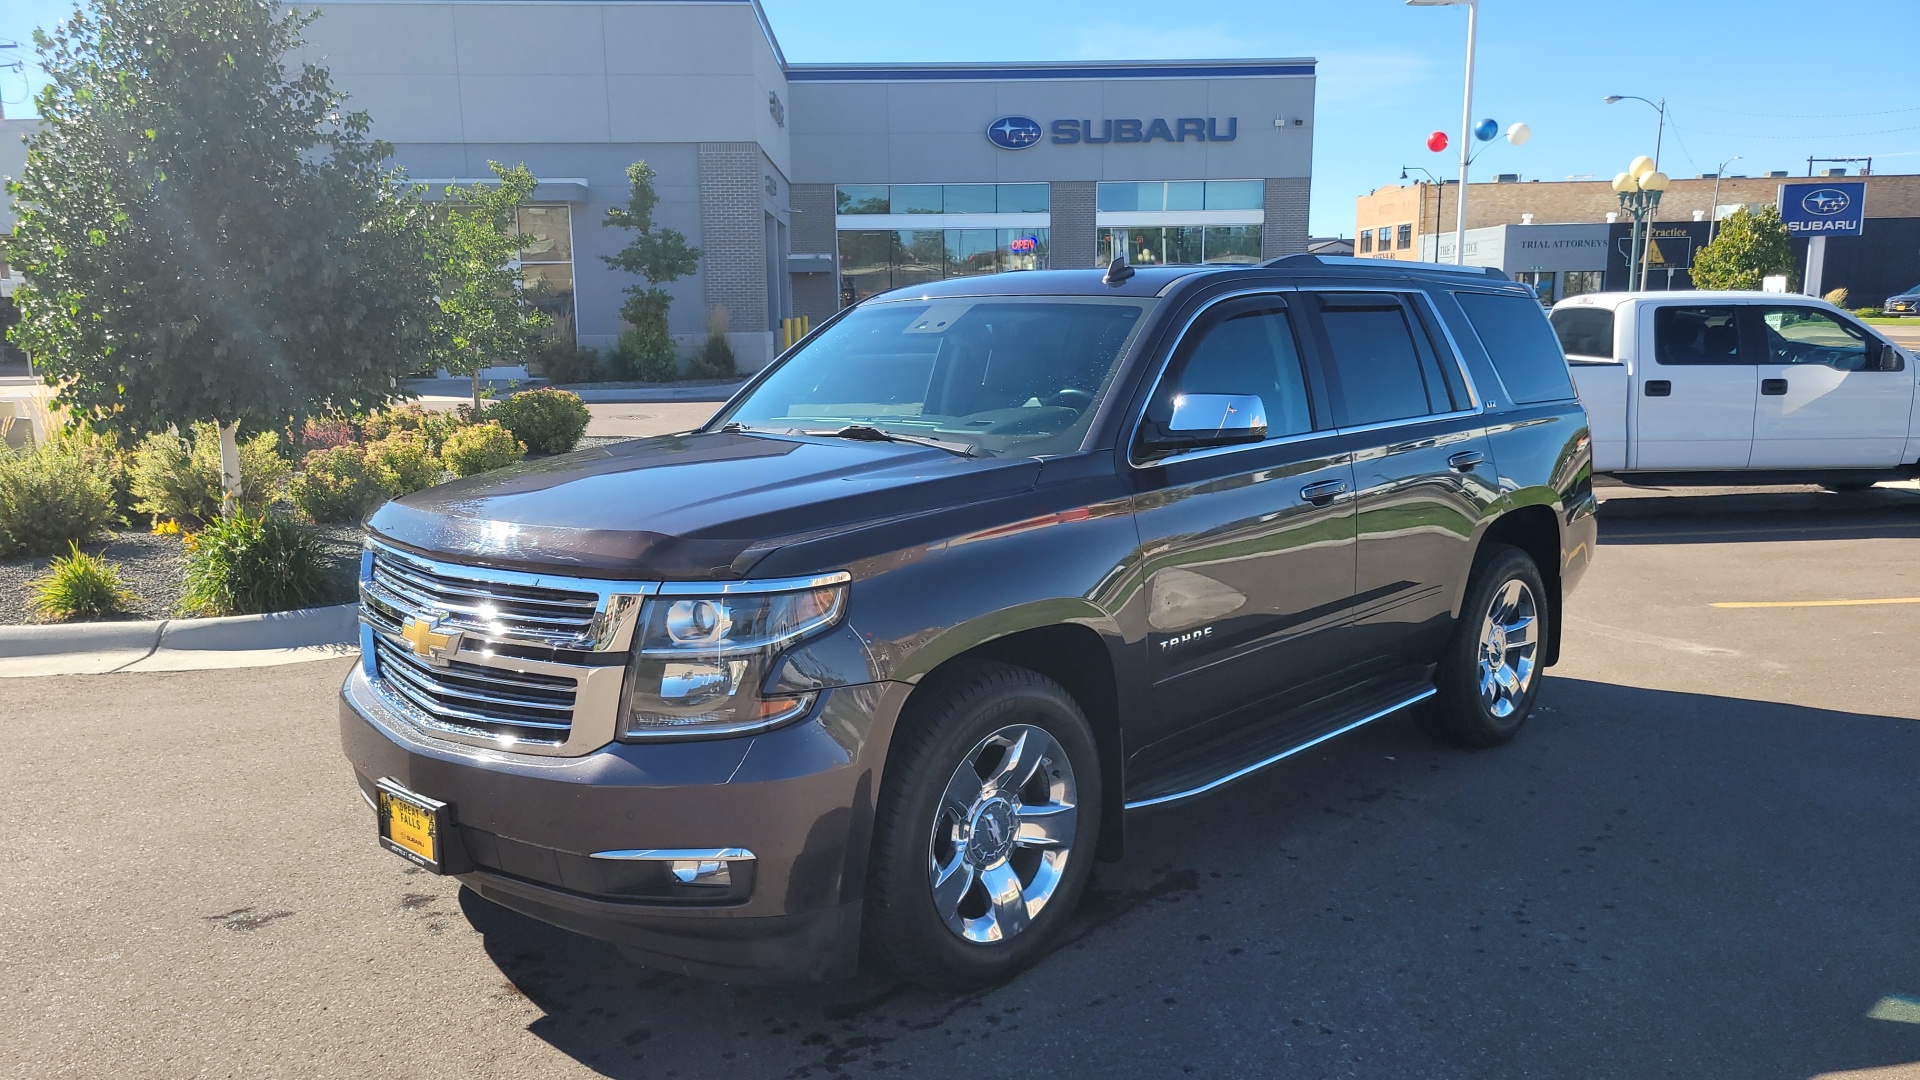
[{"xmin": 1779, "ymin": 182, "xmax": 1866, "ymax": 238}]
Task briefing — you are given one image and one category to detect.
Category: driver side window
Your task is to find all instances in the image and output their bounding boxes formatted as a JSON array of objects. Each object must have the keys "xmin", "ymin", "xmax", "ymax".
[
  {"xmin": 1759, "ymin": 306, "xmax": 1877, "ymax": 370},
  {"xmin": 1153, "ymin": 301, "xmax": 1316, "ymax": 439}
]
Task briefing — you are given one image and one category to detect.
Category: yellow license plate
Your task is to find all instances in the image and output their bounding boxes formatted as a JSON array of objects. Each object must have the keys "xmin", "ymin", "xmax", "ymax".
[{"xmin": 376, "ymin": 780, "xmax": 446, "ymax": 871}]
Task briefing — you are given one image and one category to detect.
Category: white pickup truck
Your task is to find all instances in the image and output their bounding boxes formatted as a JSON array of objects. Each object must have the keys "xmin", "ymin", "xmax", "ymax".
[{"xmin": 1549, "ymin": 291, "xmax": 1920, "ymax": 486}]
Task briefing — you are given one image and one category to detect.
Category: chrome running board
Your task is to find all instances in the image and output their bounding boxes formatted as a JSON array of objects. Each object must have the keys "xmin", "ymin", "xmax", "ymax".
[{"xmin": 1123, "ymin": 687, "xmax": 1437, "ymax": 810}]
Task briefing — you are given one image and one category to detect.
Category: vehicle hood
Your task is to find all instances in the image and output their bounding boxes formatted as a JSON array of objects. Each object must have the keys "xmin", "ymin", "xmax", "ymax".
[{"xmin": 366, "ymin": 432, "xmax": 1044, "ymax": 579}]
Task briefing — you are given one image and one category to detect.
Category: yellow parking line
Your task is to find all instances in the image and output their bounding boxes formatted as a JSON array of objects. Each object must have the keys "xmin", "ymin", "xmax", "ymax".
[{"xmin": 1712, "ymin": 597, "xmax": 1920, "ymax": 609}]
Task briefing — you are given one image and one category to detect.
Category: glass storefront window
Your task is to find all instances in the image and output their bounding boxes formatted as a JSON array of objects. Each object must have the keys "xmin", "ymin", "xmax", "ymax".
[
  {"xmin": 835, "ymin": 184, "xmax": 1052, "ymax": 217},
  {"xmin": 1514, "ymin": 271, "xmax": 1556, "ymax": 306},
  {"xmin": 1098, "ymin": 226, "xmax": 1260, "ymax": 266},
  {"xmin": 1562, "ymin": 271, "xmax": 1604, "ymax": 300},
  {"xmin": 517, "ymin": 205, "xmax": 572, "ymax": 263},
  {"xmin": 838, "ymin": 228, "xmax": 1051, "ymax": 303},
  {"xmin": 520, "ymin": 263, "xmax": 576, "ymax": 344},
  {"xmin": 1202, "ymin": 225, "xmax": 1262, "ymax": 264},
  {"xmin": 1096, "ymin": 180, "xmax": 1264, "ymax": 213},
  {"xmin": 1204, "ymin": 180, "xmax": 1265, "ymax": 211}
]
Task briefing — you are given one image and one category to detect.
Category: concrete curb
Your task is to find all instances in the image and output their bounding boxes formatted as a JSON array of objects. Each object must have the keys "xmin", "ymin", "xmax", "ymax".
[
  {"xmin": 0, "ymin": 603, "xmax": 359, "ymax": 678},
  {"xmin": 399, "ymin": 378, "xmax": 745, "ymax": 404}
]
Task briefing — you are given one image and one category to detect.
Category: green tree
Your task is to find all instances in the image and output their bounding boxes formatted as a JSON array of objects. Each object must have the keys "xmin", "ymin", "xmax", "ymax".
[
  {"xmin": 1691, "ymin": 204, "xmax": 1794, "ymax": 292},
  {"xmin": 433, "ymin": 162, "xmax": 552, "ymax": 412},
  {"xmin": 5, "ymin": 0, "xmax": 439, "ymax": 513},
  {"xmin": 602, "ymin": 161, "xmax": 700, "ymax": 380}
]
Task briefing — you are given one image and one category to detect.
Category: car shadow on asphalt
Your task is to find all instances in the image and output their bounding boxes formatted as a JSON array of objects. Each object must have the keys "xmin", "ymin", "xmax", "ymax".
[
  {"xmin": 1600, "ymin": 487, "xmax": 1920, "ymax": 545},
  {"xmin": 456, "ymin": 676, "xmax": 1920, "ymax": 1080}
]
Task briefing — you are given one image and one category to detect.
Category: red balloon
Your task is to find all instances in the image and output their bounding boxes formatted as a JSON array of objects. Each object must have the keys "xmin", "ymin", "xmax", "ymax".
[{"xmin": 1427, "ymin": 130, "xmax": 1449, "ymax": 153}]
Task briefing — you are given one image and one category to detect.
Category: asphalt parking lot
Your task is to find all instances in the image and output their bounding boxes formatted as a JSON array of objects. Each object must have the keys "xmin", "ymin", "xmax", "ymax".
[{"xmin": 4, "ymin": 482, "xmax": 1919, "ymax": 1079}]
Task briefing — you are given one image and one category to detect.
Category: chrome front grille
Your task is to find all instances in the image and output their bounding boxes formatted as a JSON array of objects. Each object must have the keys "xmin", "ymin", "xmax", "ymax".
[
  {"xmin": 367, "ymin": 544, "xmax": 604, "ymax": 649},
  {"xmin": 358, "ymin": 541, "xmax": 648, "ymax": 755}
]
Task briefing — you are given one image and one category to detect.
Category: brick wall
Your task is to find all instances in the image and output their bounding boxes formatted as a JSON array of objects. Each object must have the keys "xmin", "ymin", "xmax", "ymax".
[
  {"xmin": 1407, "ymin": 173, "xmax": 1920, "ymax": 233},
  {"xmin": 698, "ymin": 142, "xmax": 768, "ymax": 333},
  {"xmin": 1262, "ymin": 176, "xmax": 1310, "ymax": 259},
  {"xmin": 1050, "ymin": 182, "xmax": 1096, "ymax": 268}
]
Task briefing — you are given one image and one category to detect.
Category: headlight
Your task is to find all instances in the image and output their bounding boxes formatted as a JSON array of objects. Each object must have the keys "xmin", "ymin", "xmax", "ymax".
[{"xmin": 618, "ymin": 581, "xmax": 847, "ymax": 740}]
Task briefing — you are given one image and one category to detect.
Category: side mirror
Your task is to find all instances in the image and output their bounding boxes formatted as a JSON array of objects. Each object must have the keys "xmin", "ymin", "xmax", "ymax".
[
  {"xmin": 1877, "ymin": 341, "xmax": 1907, "ymax": 372},
  {"xmin": 1142, "ymin": 393, "xmax": 1269, "ymax": 454}
]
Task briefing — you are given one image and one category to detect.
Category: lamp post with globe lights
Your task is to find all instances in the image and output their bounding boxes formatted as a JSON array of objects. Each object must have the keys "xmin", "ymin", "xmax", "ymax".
[{"xmin": 1613, "ymin": 157, "xmax": 1670, "ymax": 291}]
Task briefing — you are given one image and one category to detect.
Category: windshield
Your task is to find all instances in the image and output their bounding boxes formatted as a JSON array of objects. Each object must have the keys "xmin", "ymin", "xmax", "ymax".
[{"xmin": 714, "ymin": 296, "xmax": 1154, "ymax": 457}]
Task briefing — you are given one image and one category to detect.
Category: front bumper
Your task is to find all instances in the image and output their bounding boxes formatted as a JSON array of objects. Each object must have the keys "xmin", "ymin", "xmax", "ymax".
[{"xmin": 339, "ymin": 665, "xmax": 894, "ymax": 983}]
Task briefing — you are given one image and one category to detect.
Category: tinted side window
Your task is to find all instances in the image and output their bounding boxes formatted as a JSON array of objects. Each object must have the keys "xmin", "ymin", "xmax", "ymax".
[
  {"xmin": 1155, "ymin": 302, "xmax": 1314, "ymax": 438},
  {"xmin": 1453, "ymin": 291, "xmax": 1578, "ymax": 404},
  {"xmin": 1315, "ymin": 298, "xmax": 1447, "ymax": 427},
  {"xmin": 1550, "ymin": 306, "xmax": 1615, "ymax": 360},
  {"xmin": 1654, "ymin": 306, "xmax": 1745, "ymax": 365}
]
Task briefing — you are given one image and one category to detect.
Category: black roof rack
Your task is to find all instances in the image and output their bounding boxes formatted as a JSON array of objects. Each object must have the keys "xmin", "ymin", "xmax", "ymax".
[{"xmin": 1257, "ymin": 253, "xmax": 1511, "ymax": 281}]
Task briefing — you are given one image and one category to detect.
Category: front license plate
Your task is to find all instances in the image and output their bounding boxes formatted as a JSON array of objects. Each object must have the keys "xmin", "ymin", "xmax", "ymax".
[{"xmin": 376, "ymin": 778, "xmax": 450, "ymax": 873}]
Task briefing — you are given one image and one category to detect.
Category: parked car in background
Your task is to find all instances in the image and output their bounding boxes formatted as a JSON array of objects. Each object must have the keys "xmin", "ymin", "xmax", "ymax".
[
  {"xmin": 1883, "ymin": 284, "xmax": 1920, "ymax": 317},
  {"xmin": 1550, "ymin": 292, "xmax": 1918, "ymax": 488},
  {"xmin": 341, "ymin": 255, "xmax": 1595, "ymax": 989}
]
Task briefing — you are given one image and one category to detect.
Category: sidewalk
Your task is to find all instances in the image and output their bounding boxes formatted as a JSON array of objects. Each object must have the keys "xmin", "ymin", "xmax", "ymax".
[
  {"xmin": 0, "ymin": 604, "xmax": 358, "ymax": 678},
  {"xmin": 401, "ymin": 377, "xmax": 745, "ymax": 404}
]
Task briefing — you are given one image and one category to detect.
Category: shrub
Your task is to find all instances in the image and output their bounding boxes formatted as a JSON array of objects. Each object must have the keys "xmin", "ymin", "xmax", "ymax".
[
  {"xmin": 364, "ymin": 430, "xmax": 443, "ymax": 496},
  {"xmin": 180, "ymin": 513, "xmax": 343, "ymax": 616},
  {"xmin": 689, "ymin": 304, "xmax": 737, "ymax": 379},
  {"xmin": 50, "ymin": 423, "xmax": 133, "ymax": 523},
  {"xmin": 291, "ymin": 444, "xmax": 387, "ymax": 524},
  {"xmin": 360, "ymin": 402, "xmax": 466, "ymax": 453},
  {"xmin": 30, "ymin": 543, "xmax": 134, "ymax": 622},
  {"xmin": 440, "ymin": 421, "xmax": 526, "ymax": 477},
  {"xmin": 613, "ymin": 324, "xmax": 679, "ymax": 382},
  {"xmin": 298, "ymin": 416, "xmax": 358, "ymax": 454},
  {"xmin": 1822, "ymin": 287, "xmax": 1849, "ymax": 308},
  {"xmin": 0, "ymin": 440, "xmax": 118, "ymax": 557},
  {"xmin": 487, "ymin": 388, "xmax": 591, "ymax": 455},
  {"xmin": 535, "ymin": 341, "xmax": 604, "ymax": 384},
  {"xmin": 127, "ymin": 423, "xmax": 291, "ymax": 523},
  {"xmin": 1855, "ymin": 306, "xmax": 1885, "ymax": 318}
]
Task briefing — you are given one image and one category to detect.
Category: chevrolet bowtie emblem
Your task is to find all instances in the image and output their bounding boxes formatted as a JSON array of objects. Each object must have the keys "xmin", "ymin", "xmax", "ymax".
[{"xmin": 400, "ymin": 615, "xmax": 461, "ymax": 665}]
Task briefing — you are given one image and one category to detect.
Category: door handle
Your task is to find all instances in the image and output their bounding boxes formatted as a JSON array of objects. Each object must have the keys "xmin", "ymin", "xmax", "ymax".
[
  {"xmin": 1300, "ymin": 479, "xmax": 1348, "ymax": 505},
  {"xmin": 1447, "ymin": 450, "xmax": 1485, "ymax": 472},
  {"xmin": 1761, "ymin": 378, "xmax": 1788, "ymax": 396},
  {"xmin": 1644, "ymin": 380, "xmax": 1672, "ymax": 397}
]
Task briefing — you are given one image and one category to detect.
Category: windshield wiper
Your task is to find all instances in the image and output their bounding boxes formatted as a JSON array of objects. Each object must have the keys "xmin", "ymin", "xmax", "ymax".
[{"xmin": 805, "ymin": 424, "xmax": 981, "ymax": 458}]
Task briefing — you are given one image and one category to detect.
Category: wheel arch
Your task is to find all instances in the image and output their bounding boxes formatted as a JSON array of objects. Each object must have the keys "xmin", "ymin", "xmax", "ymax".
[{"xmin": 1475, "ymin": 503, "xmax": 1564, "ymax": 666}]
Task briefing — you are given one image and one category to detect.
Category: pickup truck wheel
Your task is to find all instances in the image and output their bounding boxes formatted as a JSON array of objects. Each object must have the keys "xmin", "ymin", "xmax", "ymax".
[
  {"xmin": 865, "ymin": 662, "xmax": 1101, "ymax": 990},
  {"xmin": 1424, "ymin": 544, "xmax": 1546, "ymax": 748}
]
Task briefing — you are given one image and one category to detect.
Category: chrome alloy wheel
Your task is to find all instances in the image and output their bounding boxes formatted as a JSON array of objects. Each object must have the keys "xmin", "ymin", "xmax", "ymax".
[
  {"xmin": 927, "ymin": 724, "xmax": 1079, "ymax": 944},
  {"xmin": 1478, "ymin": 578, "xmax": 1539, "ymax": 718}
]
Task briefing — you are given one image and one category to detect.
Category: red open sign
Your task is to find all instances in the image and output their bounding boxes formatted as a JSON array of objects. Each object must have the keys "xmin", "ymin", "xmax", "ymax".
[{"xmin": 1009, "ymin": 236, "xmax": 1038, "ymax": 253}]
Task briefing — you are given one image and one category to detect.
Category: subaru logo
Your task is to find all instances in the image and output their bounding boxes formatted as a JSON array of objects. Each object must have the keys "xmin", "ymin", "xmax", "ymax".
[
  {"xmin": 1802, "ymin": 187, "xmax": 1850, "ymax": 216},
  {"xmin": 986, "ymin": 115, "xmax": 1043, "ymax": 150}
]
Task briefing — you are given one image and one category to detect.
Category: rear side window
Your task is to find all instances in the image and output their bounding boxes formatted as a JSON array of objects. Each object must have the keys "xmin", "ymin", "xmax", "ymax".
[
  {"xmin": 1550, "ymin": 306, "xmax": 1615, "ymax": 361},
  {"xmin": 1654, "ymin": 306, "xmax": 1744, "ymax": 365},
  {"xmin": 1453, "ymin": 292, "xmax": 1578, "ymax": 404},
  {"xmin": 1313, "ymin": 295, "xmax": 1454, "ymax": 427}
]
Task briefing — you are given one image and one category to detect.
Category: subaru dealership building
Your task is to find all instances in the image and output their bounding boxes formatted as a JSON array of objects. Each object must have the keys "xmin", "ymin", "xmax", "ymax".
[{"xmin": 297, "ymin": 0, "xmax": 1317, "ymax": 366}]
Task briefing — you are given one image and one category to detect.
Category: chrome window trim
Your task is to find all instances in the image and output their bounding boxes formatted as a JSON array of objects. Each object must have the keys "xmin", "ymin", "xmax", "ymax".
[
  {"xmin": 1126, "ymin": 284, "xmax": 1490, "ymax": 471},
  {"xmin": 589, "ymin": 847, "xmax": 757, "ymax": 863}
]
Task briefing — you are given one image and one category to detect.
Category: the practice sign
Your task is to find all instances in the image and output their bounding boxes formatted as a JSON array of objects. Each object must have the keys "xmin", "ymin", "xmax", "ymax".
[{"xmin": 1778, "ymin": 182, "xmax": 1865, "ymax": 237}]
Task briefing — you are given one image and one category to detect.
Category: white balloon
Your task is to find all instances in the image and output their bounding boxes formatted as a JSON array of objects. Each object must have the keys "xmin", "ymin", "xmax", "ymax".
[{"xmin": 1506, "ymin": 122, "xmax": 1532, "ymax": 146}]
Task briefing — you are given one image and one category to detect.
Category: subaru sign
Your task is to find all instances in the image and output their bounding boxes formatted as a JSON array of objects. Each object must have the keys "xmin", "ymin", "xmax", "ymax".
[
  {"xmin": 1778, "ymin": 181, "xmax": 1865, "ymax": 237},
  {"xmin": 986, "ymin": 116, "xmax": 1043, "ymax": 150}
]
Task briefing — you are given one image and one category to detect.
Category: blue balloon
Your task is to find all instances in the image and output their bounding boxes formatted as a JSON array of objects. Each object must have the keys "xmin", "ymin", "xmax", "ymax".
[{"xmin": 1474, "ymin": 118, "xmax": 1499, "ymax": 141}]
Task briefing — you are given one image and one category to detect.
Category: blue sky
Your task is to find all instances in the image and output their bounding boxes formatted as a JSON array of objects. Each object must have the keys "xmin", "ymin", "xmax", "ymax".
[{"xmin": 4, "ymin": 0, "xmax": 1917, "ymax": 236}]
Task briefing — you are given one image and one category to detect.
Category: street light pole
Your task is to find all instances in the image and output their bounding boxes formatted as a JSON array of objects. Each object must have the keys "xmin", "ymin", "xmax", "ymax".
[
  {"xmin": 1707, "ymin": 154, "xmax": 1741, "ymax": 246},
  {"xmin": 1410, "ymin": 0, "xmax": 1478, "ymax": 265},
  {"xmin": 1606, "ymin": 95, "xmax": 1668, "ymax": 286},
  {"xmin": 1613, "ymin": 158, "xmax": 1669, "ymax": 292}
]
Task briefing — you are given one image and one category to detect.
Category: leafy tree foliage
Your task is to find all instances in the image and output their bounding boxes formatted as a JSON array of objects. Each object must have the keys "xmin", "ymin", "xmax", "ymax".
[
  {"xmin": 602, "ymin": 161, "xmax": 700, "ymax": 378},
  {"xmin": 1692, "ymin": 204, "xmax": 1794, "ymax": 292},
  {"xmin": 4, "ymin": 0, "xmax": 439, "ymax": 474},
  {"xmin": 433, "ymin": 162, "xmax": 552, "ymax": 411}
]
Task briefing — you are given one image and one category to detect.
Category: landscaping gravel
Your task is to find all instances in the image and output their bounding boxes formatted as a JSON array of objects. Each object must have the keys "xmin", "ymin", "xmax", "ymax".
[{"xmin": 1, "ymin": 522, "xmax": 365, "ymax": 626}]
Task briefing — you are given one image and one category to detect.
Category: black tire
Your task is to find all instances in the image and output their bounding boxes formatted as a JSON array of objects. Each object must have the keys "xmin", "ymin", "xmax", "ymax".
[
  {"xmin": 864, "ymin": 661, "xmax": 1102, "ymax": 990},
  {"xmin": 1423, "ymin": 543, "xmax": 1548, "ymax": 748}
]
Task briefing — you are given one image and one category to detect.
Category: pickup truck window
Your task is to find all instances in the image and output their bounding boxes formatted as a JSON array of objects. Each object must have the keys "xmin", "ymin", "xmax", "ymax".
[
  {"xmin": 1550, "ymin": 307, "xmax": 1614, "ymax": 361},
  {"xmin": 1151, "ymin": 301, "xmax": 1315, "ymax": 438},
  {"xmin": 1454, "ymin": 291, "xmax": 1578, "ymax": 404},
  {"xmin": 1315, "ymin": 297, "xmax": 1451, "ymax": 426},
  {"xmin": 718, "ymin": 296, "xmax": 1152, "ymax": 457},
  {"xmin": 1654, "ymin": 306, "xmax": 1745, "ymax": 366},
  {"xmin": 1758, "ymin": 306, "xmax": 1873, "ymax": 370}
]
